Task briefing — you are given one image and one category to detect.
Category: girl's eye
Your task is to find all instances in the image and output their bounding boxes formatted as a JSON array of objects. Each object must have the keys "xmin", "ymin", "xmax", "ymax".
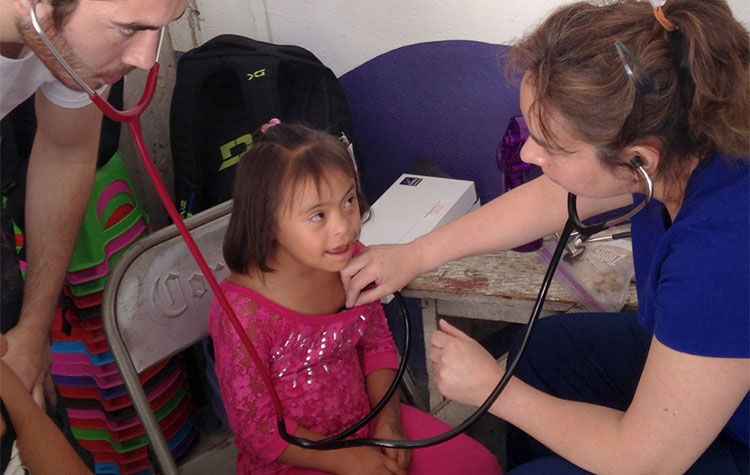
[
  {"xmin": 120, "ymin": 27, "xmax": 135, "ymax": 36},
  {"xmin": 344, "ymin": 195, "xmax": 356, "ymax": 207},
  {"xmin": 310, "ymin": 213, "xmax": 324, "ymax": 222}
]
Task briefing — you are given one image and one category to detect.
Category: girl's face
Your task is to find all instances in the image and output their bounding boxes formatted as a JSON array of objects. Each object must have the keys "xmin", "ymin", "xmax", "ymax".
[
  {"xmin": 519, "ymin": 77, "xmax": 635, "ymax": 199},
  {"xmin": 273, "ymin": 168, "xmax": 361, "ymax": 274}
]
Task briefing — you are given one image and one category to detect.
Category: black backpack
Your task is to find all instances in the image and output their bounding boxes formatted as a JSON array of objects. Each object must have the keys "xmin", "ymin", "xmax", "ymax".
[{"xmin": 170, "ymin": 34, "xmax": 358, "ymax": 218}]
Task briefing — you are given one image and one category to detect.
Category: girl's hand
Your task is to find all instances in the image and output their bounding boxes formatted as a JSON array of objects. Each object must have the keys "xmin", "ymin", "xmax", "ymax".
[
  {"xmin": 278, "ymin": 425, "xmax": 405, "ymax": 475},
  {"xmin": 428, "ymin": 319, "xmax": 504, "ymax": 407},
  {"xmin": 342, "ymin": 446, "xmax": 407, "ymax": 475},
  {"xmin": 341, "ymin": 243, "xmax": 423, "ymax": 308},
  {"xmin": 372, "ymin": 418, "xmax": 412, "ymax": 470}
]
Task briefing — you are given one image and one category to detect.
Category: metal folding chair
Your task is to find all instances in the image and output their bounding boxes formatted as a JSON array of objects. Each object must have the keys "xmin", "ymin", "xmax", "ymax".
[
  {"xmin": 103, "ymin": 201, "xmax": 232, "ymax": 474},
  {"xmin": 102, "ymin": 200, "xmax": 425, "ymax": 474}
]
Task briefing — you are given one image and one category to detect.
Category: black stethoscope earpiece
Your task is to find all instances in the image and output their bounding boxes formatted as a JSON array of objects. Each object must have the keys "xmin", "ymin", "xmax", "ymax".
[{"xmin": 568, "ymin": 155, "xmax": 653, "ymax": 238}]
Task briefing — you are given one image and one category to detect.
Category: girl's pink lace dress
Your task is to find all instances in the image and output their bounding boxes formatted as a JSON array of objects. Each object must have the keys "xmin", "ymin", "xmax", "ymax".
[{"xmin": 209, "ymin": 280, "xmax": 502, "ymax": 474}]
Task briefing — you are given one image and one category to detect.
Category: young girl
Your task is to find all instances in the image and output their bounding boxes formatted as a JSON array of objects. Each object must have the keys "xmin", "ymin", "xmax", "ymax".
[{"xmin": 209, "ymin": 121, "xmax": 502, "ymax": 475}]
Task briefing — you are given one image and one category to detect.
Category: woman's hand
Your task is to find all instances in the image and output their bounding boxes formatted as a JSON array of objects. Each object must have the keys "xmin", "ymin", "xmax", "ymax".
[
  {"xmin": 428, "ymin": 319, "xmax": 504, "ymax": 407},
  {"xmin": 341, "ymin": 243, "xmax": 424, "ymax": 308}
]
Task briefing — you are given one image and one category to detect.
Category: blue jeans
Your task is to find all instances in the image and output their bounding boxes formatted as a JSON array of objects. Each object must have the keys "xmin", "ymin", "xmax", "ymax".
[{"xmin": 505, "ymin": 312, "xmax": 749, "ymax": 474}]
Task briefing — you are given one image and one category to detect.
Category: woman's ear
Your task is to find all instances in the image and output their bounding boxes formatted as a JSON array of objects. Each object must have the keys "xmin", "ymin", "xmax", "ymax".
[{"xmin": 623, "ymin": 138, "xmax": 662, "ymax": 176}]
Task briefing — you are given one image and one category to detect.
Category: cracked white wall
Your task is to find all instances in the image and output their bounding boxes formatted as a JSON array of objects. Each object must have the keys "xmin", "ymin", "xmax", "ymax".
[{"xmin": 123, "ymin": 0, "xmax": 750, "ymax": 228}]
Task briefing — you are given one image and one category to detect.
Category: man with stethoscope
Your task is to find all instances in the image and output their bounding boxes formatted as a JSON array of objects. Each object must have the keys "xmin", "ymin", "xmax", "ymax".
[{"xmin": 0, "ymin": 0, "xmax": 185, "ymax": 467}]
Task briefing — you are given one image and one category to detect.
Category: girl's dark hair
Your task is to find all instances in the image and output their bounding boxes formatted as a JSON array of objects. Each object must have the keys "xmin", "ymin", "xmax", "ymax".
[
  {"xmin": 223, "ymin": 123, "xmax": 369, "ymax": 275},
  {"xmin": 506, "ymin": 0, "xmax": 749, "ymax": 188}
]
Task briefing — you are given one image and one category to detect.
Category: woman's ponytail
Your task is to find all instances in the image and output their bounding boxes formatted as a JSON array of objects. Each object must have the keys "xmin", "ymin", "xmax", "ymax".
[{"xmin": 662, "ymin": 0, "xmax": 749, "ymax": 157}]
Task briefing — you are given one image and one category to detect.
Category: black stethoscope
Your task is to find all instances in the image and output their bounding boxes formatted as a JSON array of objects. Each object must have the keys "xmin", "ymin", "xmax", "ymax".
[
  {"xmin": 29, "ymin": 2, "xmax": 654, "ymax": 452},
  {"xmin": 281, "ymin": 157, "xmax": 653, "ymax": 451}
]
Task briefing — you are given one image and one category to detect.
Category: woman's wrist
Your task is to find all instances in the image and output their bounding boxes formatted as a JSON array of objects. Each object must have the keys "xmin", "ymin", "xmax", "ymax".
[{"xmin": 410, "ymin": 235, "xmax": 438, "ymax": 275}]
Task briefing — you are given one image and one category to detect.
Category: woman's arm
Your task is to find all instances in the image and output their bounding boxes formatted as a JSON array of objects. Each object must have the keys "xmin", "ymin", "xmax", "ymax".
[
  {"xmin": 430, "ymin": 320, "xmax": 750, "ymax": 474},
  {"xmin": 343, "ymin": 175, "xmax": 631, "ymax": 307}
]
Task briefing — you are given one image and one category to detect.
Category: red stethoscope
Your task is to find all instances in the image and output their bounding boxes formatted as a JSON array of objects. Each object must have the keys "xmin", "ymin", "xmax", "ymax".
[
  {"xmin": 26, "ymin": 0, "xmax": 423, "ymax": 452},
  {"xmin": 28, "ymin": 0, "xmax": 655, "ymax": 461}
]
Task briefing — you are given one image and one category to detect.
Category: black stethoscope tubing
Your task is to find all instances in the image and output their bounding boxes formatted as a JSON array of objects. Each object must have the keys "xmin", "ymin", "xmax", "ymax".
[
  {"xmin": 282, "ymin": 217, "xmax": 577, "ymax": 449},
  {"xmin": 29, "ymin": 0, "xmax": 653, "ymax": 449},
  {"xmin": 283, "ymin": 159, "xmax": 653, "ymax": 450}
]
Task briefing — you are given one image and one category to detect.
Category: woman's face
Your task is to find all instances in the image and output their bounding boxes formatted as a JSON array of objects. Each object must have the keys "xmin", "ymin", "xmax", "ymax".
[{"xmin": 519, "ymin": 76, "xmax": 635, "ymax": 199}]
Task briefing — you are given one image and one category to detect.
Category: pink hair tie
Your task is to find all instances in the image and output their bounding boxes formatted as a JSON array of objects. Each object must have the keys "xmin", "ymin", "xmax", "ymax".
[{"xmin": 260, "ymin": 118, "xmax": 281, "ymax": 133}]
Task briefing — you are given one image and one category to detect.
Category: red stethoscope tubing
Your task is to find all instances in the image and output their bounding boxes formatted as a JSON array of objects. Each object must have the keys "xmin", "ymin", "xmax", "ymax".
[
  {"xmin": 106, "ymin": 81, "xmax": 419, "ymax": 446},
  {"xmin": 105, "ymin": 90, "xmax": 415, "ymax": 447},
  {"xmin": 25, "ymin": 0, "xmax": 287, "ymax": 414},
  {"xmin": 98, "ymin": 68, "xmax": 286, "ymax": 420},
  {"xmin": 29, "ymin": 2, "xmax": 431, "ymax": 448}
]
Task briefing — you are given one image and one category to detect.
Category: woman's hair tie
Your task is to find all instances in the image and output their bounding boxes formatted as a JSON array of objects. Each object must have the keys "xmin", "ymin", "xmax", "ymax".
[
  {"xmin": 654, "ymin": 6, "xmax": 677, "ymax": 32},
  {"xmin": 260, "ymin": 118, "xmax": 281, "ymax": 133}
]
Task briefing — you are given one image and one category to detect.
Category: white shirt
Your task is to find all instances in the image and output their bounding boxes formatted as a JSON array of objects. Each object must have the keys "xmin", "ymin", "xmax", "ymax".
[
  {"xmin": 0, "ymin": 46, "xmax": 93, "ymax": 119},
  {"xmin": 2, "ymin": 441, "xmax": 28, "ymax": 475}
]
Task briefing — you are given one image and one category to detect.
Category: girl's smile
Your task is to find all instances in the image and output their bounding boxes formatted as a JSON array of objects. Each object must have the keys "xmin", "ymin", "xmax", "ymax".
[
  {"xmin": 272, "ymin": 168, "xmax": 361, "ymax": 274},
  {"xmin": 327, "ymin": 243, "xmax": 354, "ymax": 257}
]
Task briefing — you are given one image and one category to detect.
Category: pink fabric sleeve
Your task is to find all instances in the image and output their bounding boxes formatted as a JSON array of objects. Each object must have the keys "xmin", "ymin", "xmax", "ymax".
[
  {"xmin": 210, "ymin": 300, "xmax": 298, "ymax": 463},
  {"xmin": 356, "ymin": 304, "xmax": 399, "ymax": 376},
  {"xmin": 353, "ymin": 242, "xmax": 399, "ymax": 374}
]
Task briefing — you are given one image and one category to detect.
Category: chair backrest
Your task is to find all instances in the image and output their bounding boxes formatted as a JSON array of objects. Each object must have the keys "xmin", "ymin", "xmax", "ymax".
[
  {"xmin": 103, "ymin": 200, "xmax": 231, "ymax": 373},
  {"xmin": 101, "ymin": 198, "xmax": 426, "ymax": 473},
  {"xmin": 102, "ymin": 200, "xmax": 232, "ymax": 475}
]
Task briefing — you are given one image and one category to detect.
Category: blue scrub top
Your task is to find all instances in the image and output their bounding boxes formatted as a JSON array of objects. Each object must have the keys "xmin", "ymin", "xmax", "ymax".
[{"xmin": 631, "ymin": 151, "xmax": 749, "ymax": 446}]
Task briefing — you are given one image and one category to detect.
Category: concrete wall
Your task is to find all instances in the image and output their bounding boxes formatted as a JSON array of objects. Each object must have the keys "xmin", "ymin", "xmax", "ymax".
[{"xmin": 123, "ymin": 0, "xmax": 750, "ymax": 228}]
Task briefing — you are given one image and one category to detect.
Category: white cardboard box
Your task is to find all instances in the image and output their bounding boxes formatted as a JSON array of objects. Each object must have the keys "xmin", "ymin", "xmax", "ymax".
[{"xmin": 360, "ymin": 174, "xmax": 480, "ymax": 246}]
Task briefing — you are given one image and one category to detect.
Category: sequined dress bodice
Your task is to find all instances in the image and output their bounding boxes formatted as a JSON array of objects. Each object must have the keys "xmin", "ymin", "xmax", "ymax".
[{"xmin": 208, "ymin": 280, "xmax": 399, "ymax": 474}]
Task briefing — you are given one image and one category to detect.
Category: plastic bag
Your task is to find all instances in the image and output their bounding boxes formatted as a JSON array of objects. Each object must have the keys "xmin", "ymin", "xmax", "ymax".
[{"xmin": 538, "ymin": 225, "xmax": 634, "ymax": 312}]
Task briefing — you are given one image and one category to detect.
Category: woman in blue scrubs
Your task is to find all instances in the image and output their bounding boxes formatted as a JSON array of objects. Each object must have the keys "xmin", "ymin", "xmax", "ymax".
[{"xmin": 341, "ymin": 0, "xmax": 749, "ymax": 472}]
